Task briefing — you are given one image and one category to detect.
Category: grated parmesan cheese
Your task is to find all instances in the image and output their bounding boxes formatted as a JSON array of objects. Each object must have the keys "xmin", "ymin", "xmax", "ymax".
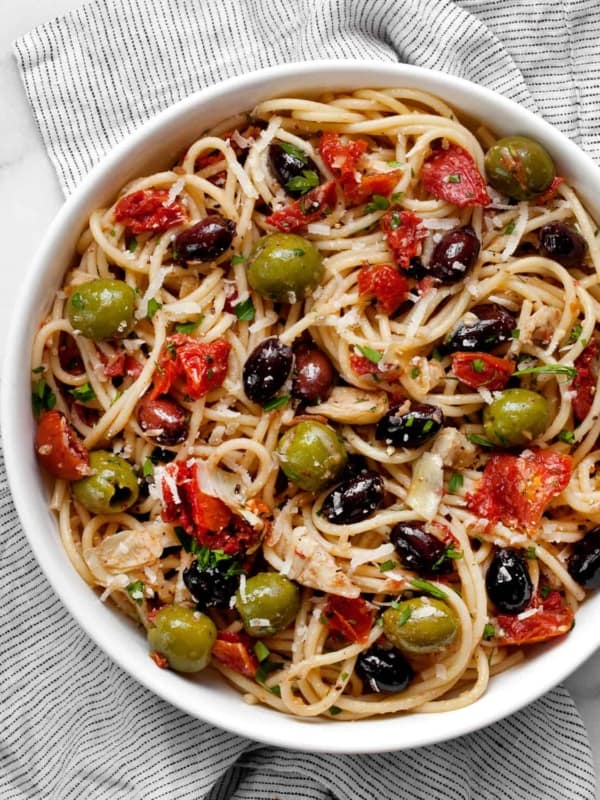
[
  {"xmin": 517, "ymin": 607, "xmax": 539, "ymax": 621},
  {"xmin": 136, "ymin": 266, "xmax": 172, "ymax": 320},
  {"xmin": 349, "ymin": 543, "xmax": 395, "ymax": 573}
]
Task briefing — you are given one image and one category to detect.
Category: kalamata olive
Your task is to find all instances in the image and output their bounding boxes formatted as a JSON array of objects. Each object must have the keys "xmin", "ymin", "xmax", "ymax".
[
  {"xmin": 443, "ymin": 304, "xmax": 516, "ymax": 353},
  {"xmin": 427, "ymin": 226, "xmax": 480, "ymax": 284},
  {"xmin": 292, "ymin": 344, "xmax": 335, "ymax": 404},
  {"xmin": 243, "ymin": 337, "xmax": 293, "ymax": 404},
  {"xmin": 486, "ymin": 547, "xmax": 533, "ymax": 613},
  {"xmin": 235, "ymin": 572, "xmax": 300, "ymax": 637},
  {"xmin": 183, "ymin": 558, "xmax": 241, "ymax": 609},
  {"xmin": 355, "ymin": 644, "xmax": 413, "ymax": 693},
  {"xmin": 269, "ymin": 142, "xmax": 321, "ymax": 198},
  {"xmin": 483, "ymin": 388, "xmax": 549, "ymax": 447},
  {"xmin": 375, "ymin": 403, "xmax": 443, "ymax": 448},
  {"xmin": 538, "ymin": 222, "xmax": 586, "ymax": 268},
  {"xmin": 175, "ymin": 215, "xmax": 236, "ymax": 263},
  {"xmin": 485, "ymin": 136, "xmax": 555, "ymax": 200},
  {"xmin": 568, "ymin": 526, "xmax": 600, "ymax": 588},
  {"xmin": 383, "ymin": 597, "xmax": 458, "ymax": 654},
  {"xmin": 320, "ymin": 471, "xmax": 384, "ymax": 524},
  {"xmin": 277, "ymin": 420, "xmax": 347, "ymax": 492},
  {"xmin": 136, "ymin": 394, "xmax": 189, "ymax": 445},
  {"xmin": 390, "ymin": 522, "xmax": 452, "ymax": 575},
  {"xmin": 147, "ymin": 605, "xmax": 217, "ymax": 672},
  {"xmin": 338, "ymin": 454, "xmax": 370, "ymax": 481}
]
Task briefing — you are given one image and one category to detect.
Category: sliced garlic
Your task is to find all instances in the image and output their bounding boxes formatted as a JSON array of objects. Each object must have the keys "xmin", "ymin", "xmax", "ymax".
[{"xmin": 306, "ymin": 386, "xmax": 388, "ymax": 424}]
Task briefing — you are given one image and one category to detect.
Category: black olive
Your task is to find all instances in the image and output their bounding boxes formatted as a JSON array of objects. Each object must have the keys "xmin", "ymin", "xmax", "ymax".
[
  {"xmin": 390, "ymin": 522, "xmax": 452, "ymax": 575},
  {"xmin": 175, "ymin": 215, "xmax": 236, "ymax": 263},
  {"xmin": 355, "ymin": 644, "xmax": 413, "ymax": 693},
  {"xmin": 243, "ymin": 337, "xmax": 293, "ymax": 404},
  {"xmin": 443, "ymin": 304, "xmax": 516, "ymax": 353},
  {"xmin": 269, "ymin": 142, "xmax": 321, "ymax": 198},
  {"xmin": 375, "ymin": 403, "xmax": 443, "ymax": 448},
  {"xmin": 406, "ymin": 256, "xmax": 427, "ymax": 280},
  {"xmin": 427, "ymin": 226, "xmax": 480, "ymax": 284},
  {"xmin": 486, "ymin": 547, "xmax": 532, "ymax": 614},
  {"xmin": 183, "ymin": 560, "xmax": 240, "ymax": 610},
  {"xmin": 292, "ymin": 343, "xmax": 336, "ymax": 404},
  {"xmin": 136, "ymin": 395, "xmax": 189, "ymax": 446},
  {"xmin": 568, "ymin": 526, "xmax": 600, "ymax": 588},
  {"xmin": 337, "ymin": 454, "xmax": 370, "ymax": 482},
  {"xmin": 538, "ymin": 222, "xmax": 586, "ymax": 268},
  {"xmin": 320, "ymin": 471, "xmax": 384, "ymax": 524}
]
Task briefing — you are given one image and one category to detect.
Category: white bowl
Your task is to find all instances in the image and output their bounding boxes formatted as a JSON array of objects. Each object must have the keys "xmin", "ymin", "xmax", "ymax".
[{"xmin": 4, "ymin": 60, "xmax": 600, "ymax": 753}]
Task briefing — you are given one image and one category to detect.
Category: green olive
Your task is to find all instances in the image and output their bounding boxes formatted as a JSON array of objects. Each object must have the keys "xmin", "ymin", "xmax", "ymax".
[
  {"xmin": 236, "ymin": 572, "xmax": 300, "ymax": 637},
  {"xmin": 483, "ymin": 388, "xmax": 549, "ymax": 447},
  {"xmin": 382, "ymin": 597, "xmax": 458, "ymax": 654},
  {"xmin": 72, "ymin": 450, "xmax": 139, "ymax": 514},
  {"xmin": 247, "ymin": 233, "xmax": 324, "ymax": 303},
  {"xmin": 67, "ymin": 278, "xmax": 136, "ymax": 340},
  {"xmin": 277, "ymin": 420, "xmax": 347, "ymax": 492},
  {"xmin": 484, "ymin": 136, "xmax": 555, "ymax": 200},
  {"xmin": 147, "ymin": 605, "xmax": 217, "ymax": 672}
]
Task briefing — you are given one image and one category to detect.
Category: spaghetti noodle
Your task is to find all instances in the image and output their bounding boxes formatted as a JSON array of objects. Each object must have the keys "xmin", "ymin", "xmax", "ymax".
[{"xmin": 32, "ymin": 87, "xmax": 600, "ymax": 720}]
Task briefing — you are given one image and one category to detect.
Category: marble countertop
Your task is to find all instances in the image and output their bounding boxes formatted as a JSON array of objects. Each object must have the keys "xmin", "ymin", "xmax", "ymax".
[{"xmin": 2, "ymin": 0, "xmax": 600, "ymax": 788}]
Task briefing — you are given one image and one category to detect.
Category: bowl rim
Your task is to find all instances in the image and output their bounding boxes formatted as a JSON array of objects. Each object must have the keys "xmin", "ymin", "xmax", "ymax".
[{"xmin": 4, "ymin": 59, "xmax": 600, "ymax": 753}]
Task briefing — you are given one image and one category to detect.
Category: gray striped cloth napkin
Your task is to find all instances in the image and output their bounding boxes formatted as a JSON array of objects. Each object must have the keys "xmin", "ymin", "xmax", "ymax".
[{"xmin": 5, "ymin": 1, "xmax": 599, "ymax": 798}]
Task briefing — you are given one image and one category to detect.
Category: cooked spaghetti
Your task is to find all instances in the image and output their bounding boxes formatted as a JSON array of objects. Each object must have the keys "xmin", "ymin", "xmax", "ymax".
[{"xmin": 32, "ymin": 87, "xmax": 600, "ymax": 720}]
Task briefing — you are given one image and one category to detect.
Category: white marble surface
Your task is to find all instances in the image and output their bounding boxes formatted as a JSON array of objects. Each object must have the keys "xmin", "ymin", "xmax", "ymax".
[{"xmin": 2, "ymin": 0, "xmax": 600, "ymax": 786}]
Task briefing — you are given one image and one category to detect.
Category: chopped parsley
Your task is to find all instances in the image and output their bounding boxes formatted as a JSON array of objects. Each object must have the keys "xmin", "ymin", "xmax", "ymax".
[
  {"xmin": 512, "ymin": 363, "xmax": 577, "ymax": 379},
  {"xmin": 558, "ymin": 430, "xmax": 576, "ymax": 445},
  {"xmin": 357, "ymin": 345, "xmax": 382, "ymax": 364},
  {"xmin": 387, "ymin": 160, "xmax": 404, "ymax": 168},
  {"xmin": 32, "ymin": 378, "xmax": 56, "ymax": 418},
  {"xmin": 365, "ymin": 194, "xmax": 390, "ymax": 213},
  {"xmin": 432, "ymin": 544, "xmax": 462, "ymax": 571},
  {"xmin": 32, "ymin": 365, "xmax": 45, "ymax": 374},
  {"xmin": 396, "ymin": 606, "xmax": 412, "ymax": 627},
  {"xmin": 468, "ymin": 433, "xmax": 495, "ymax": 448},
  {"xmin": 409, "ymin": 577, "xmax": 448, "ymax": 600},
  {"xmin": 540, "ymin": 584, "xmax": 552, "ymax": 600},
  {"xmin": 448, "ymin": 472, "xmax": 464, "ymax": 493},
  {"xmin": 430, "ymin": 347, "xmax": 444, "ymax": 362},
  {"xmin": 422, "ymin": 419, "xmax": 434, "ymax": 433},
  {"xmin": 410, "ymin": 367, "xmax": 420, "ymax": 379},
  {"xmin": 504, "ymin": 221, "xmax": 516, "ymax": 235},
  {"xmin": 234, "ymin": 297, "xmax": 256, "ymax": 322},
  {"xmin": 146, "ymin": 298, "xmax": 162, "ymax": 319},
  {"xmin": 511, "ymin": 328, "xmax": 520, "ymax": 340},
  {"xmin": 126, "ymin": 580, "xmax": 144, "ymax": 604},
  {"xmin": 391, "ymin": 192, "xmax": 404, "ymax": 205},
  {"xmin": 68, "ymin": 383, "xmax": 96, "ymax": 403},
  {"xmin": 256, "ymin": 659, "xmax": 283, "ymax": 685},
  {"xmin": 70, "ymin": 291, "xmax": 85, "ymax": 310},
  {"xmin": 471, "ymin": 358, "xmax": 485, "ymax": 373},
  {"xmin": 568, "ymin": 323, "xmax": 583, "ymax": 344},
  {"xmin": 329, "ymin": 706, "xmax": 342, "ymax": 716},
  {"xmin": 279, "ymin": 142, "xmax": 307, "ymax": 163},
  {"xmin": 379, "ymin": 560, "xmax": 397, "ymax": 572},
  {"xmin": 389, "ymin": 210, "xmax": 401, "ymax": 230},
  {"xmin": 286, "ymin": 170, "xmax": 319, "ymax": 195},
  {"xmin": 174, "ymin": 316, "xmax": 204, "ymax": 334},
  {"xmin": 253, "ymin": 641, "xmax": 270, "ymax": 663},
  {"xmin": 526, "ymin": 546, "xmax": 537, "ymax": 559},
  {"xmin": 447, "ymin": 173, "xmax": 461, "ymax": 183},
  {"xmin": 263, "ymin": 394, "xmax": 290, "ymax": 412},
  {"xmin": 142, "ymin": 459, "xmax": 154, "ymax": 478},
  {"xmin": 127, "ymin": 236, "xmax": 138, "ymax": 253},
  {"xmin": 230, "ymin": 254, "xmax": 247, "ymax": 266},
  {"xmin": 483, "ymin": 623, "xmax": 496, "ymax": 641}
]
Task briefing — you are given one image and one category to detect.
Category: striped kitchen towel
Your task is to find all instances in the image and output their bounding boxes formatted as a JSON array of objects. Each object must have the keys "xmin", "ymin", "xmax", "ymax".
[{"xmin": 6, "ymin": 1, "xmax": 599, "ymax": 798}]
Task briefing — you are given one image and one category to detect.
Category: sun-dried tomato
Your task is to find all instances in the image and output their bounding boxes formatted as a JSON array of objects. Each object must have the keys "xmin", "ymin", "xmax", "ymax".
[
  {"xmin": 319, "ymin": 132, "xmax": 368, "ymax": 186},
  {"xmin": 35, "ymin": 410, "xmax": 91, "ymax": 480},
  {"xmin": 466, "ymin": 449, "xmax": 573, "ymax": 536},
  {"xmin": 535, "ymin": 176, "xmax": 564, "ymax": 205},
  {"xmin": 212, "ymin": 631, "xmax": 259, "ymax": 678},
  {"xmin": 497, "ymin": 590, "xmax": 574, "ymax": 646},
  {"xmin": 345, "ymin": 171, "xmax": 402, "ymax": 206},
  {"xmin": 114, "ymin": 189, "xmax": 187, "ymax": 234},
  {"xmin": 323, "ymin": 595, "xmax": 374, "ymax": 644},
  {"xmin": 451, "ymin": 352, "xmax": 514, "ymax": 390},
  {"xmin": 265, "ymin": 180, "xmax": 337, "ymax": 232},
  {"xmin": 572, "ymin": 340, "xmax": 598, "ymax": 421},
  {"xmin": 422, "ymin": 144, "xmax": 490, "ymax": 207},
  {"xmin": 103, "ymin": 352, "xmax": 143, "ymax": 379},
  {"xmin": 357, "ymin": 263, "xmax": 409, "ymax": 315},
  {"xmin": 151, "ymin": 334, "xmax": 231, "ymax": 400},
  {"xmin": 380, "ymin": 209, "xmax": 426, "ymax": 269}
]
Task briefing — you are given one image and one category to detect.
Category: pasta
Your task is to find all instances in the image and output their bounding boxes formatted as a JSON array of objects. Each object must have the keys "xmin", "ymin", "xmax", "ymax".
[{"xmin": 32, "ymin": 87, "xmax": 600, "ymax": 721}]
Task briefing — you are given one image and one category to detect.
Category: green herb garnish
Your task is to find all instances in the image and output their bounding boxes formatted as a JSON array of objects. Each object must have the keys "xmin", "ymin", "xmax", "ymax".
[
  {"xmin": 234, "ymin": 298, "xmax": 256, "ymax": 322},
  {"xmin": 256, "ymin": 659, "xmax": 283, "ymax": 685},
  {"xmin": 68, "ymin": 383, "xmax": 96, "ymax": 403},
  {"xmin": 558, "ymin": 430, "xmax": 576, "ymax": 445},
  {"xmin": 329, "ymin": 706, "xmax": 342, "ymax": 716},
  {"xmin": 396, "ymin": 606, "xmax": 412, "ymax": 627},
  {"xmin": 142, "ymin": 459, "xmax": 154, "ymax": 478},
  {"xmin": 263, "ymin": 395, "xmax": 290, "ymax": 412},
  {"xmin": 254, "ymin": 641, "xmax": 270, "ymax": 663},
  {"xmin": 357, "ymin": 345, "xmax": 382, "ymax": 364},
  {"xmin": 448, "ymin": 472, "xmax": 464, "ymax": 493},
  {"xmin": 504, "ymin": 221, "xmax": 516, "ymax": 235},
  {"xmin": 483, "ymin": 623, "xmax": 495, "ymax": 641},
  {"xmin": 379, "ymin": 560, "xmax": 396, "ymax": 572},
  {"xmin": 540, "ymin": 584, "xmax": 552, "ymax": 600},
  {"xmin": 126, "ymin": 580, "xmax": 144, "ymax": 604},
  {"xmin": 279, "ymin": 142, "xmax": 307, "ymax": 163},
  {"xmin": 410, "ymin": 367, "xmax": 420, "ymax": 379},
  {"xmin": 512, "ymin": 363, "xmax": 577, "ymax": 379},
  {"xmin": 32, "ymin": 378, "xmax": 57, "ymax": 418},
  {"xmin": 127, "ymin": 236, "xmax": 138, "ymax": 253},
  {"xmin": 471, "ymin": 358, "xmax": 485, "ymax": 374},
  {"xmin": 175, "ymin": 316, "xmax": 204, "ymax": 334},
  {"xmin": 568, "ymin": 324, "xmax": 583, "ymax": 344},
  {"xmin": 286, "ymin": 170, "xmax": 319, "ymax": 195},
  {"xmin": 409, "ymin": 577, "xmax": 448, "ymax": 599},
  {"xmin": 365, "ymin": 194, "xmax": 390, "ymax": 213},
  {"xmin": 526, "ymin": 546, "xmax": 537, "ymax": 559},
  {"xmin": 146, "ymin": 298, "xmax": 162, "ymax": 319},
  {"xmin": 447, "ymin": 173, "xmax": 461, "ymax": 184},
  {"xmin": 468, "ymin": 434, "xmax": 495, "ymax": 448},
  {"xmin": 231, "ymin": 254, "xmax": 247, "ymax": 266}
]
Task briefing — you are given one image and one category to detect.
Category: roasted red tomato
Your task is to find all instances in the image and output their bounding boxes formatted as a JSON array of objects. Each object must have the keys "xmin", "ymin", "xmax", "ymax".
[
  {"xmin": 572, "ymin": 340, "xmax": 598, "ymax": 421},
  {"xmin": 535, "ymin": 176, "xmax": 564, "ymax": 205},
  {"xmin": 467, "ymin": 449, "xmax": 572, "ymax": 536},
  {"xmin": 380, "ymin": 209, "xmax": 425, "ymax": 269},
  {"xmin": 266, "ymin": 180, "xmax": 337, "ymax": 232},
  {"xmin": 319, "ymin": 132, "xmax": 368, "ymax": 186},
  {"xmin": 323, "ymin": 595, "xmax": 374, "ymax": 643},
  {"xmin": 345, "ymin": 171, "xmax": 402, "ymax": 206},
  {"xmin": 451, "ymin": 352, "xmax": 514, "ymax": 390},
  {"xmin": 497, "ymin": 590, "xmax": 574, "ymax": 646},
  {"xmin": 102, "ymin": 352, "xmax": 143, "ymax": 379},
  {"xmin": 151, "ymin": 334, "xmax": 231, "ymax": 400},
  {"xmin": 114, "ymin": 189, "xmax": 187, "ymax": 234},
  {"xmin": 422, "ymin": 145, "xmax": 490, "ymax": 207},
  {"xmin": 35, "ymin": 410, "xmax": 91, "ymax": 480},
  {"xmin": 212, "ymin": 631, "xmax": 258, "ymax": 678},
  {"xmin": 357, "ymin": 263, "xmax": 409, "ymax": 315}
]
